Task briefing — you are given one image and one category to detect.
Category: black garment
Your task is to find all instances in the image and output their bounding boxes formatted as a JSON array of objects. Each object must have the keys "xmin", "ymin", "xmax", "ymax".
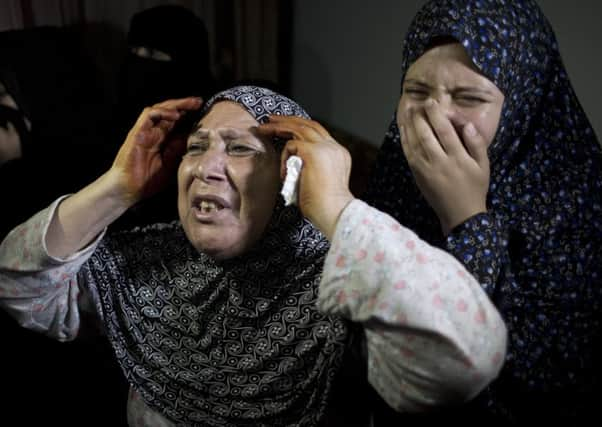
[{"xmin": 116, "ymin": 5, "xmax": 216, "ymax": 135}]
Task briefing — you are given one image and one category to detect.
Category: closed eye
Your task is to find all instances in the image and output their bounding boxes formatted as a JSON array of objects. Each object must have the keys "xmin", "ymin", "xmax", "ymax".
[
  {"xmin": 454, "ymin": 95, "xmax": 488, "ymax": 106},
  {"xmin": 186, "ymin": 140, "xmax": 209, "ymax": 155},
  {"xmin": 403, "ymin": 87, "xmax": 429, "ymax": 99},
  {"xmin": 226, "ymin": 141, "xmax": 260, "ymax": 156}
]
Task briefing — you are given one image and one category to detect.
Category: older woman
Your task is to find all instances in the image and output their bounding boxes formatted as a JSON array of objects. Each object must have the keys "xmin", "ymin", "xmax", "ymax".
[
  {"xmin": 363, "ymin": 0, "xmax": 602, "ymax": 423},
  {"xmin": 0, "ymin": 86, "xmax": 505, "ymax": 426}
]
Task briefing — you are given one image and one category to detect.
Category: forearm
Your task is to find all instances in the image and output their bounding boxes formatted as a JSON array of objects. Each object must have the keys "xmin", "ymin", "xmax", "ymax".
[
  {"xmin": 318, "ymin": 199, "xmax": 507, "ymax": 411},
  {"xmin": 47, "ymin": 170, "xmax": 132, "ymax": 258},
  {"xmin": 0, "ymin": 200, "xmax": 100, "ymax": 340}
]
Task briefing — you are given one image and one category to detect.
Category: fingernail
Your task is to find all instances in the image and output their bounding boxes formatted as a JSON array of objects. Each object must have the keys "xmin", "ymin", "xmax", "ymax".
[{"xmin": 465, "ymin": 122, "xmax": 476, "ymax": 137}]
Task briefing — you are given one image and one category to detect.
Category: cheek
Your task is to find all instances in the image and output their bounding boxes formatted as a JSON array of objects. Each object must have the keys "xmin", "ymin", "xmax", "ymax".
[
  {"xmin": 177, "ymin": 162, "xmax": 193, "ymax": 215},
  {"xmin": 232, "ymin": 160, "xmax": 279, "ymax": 209},
  {"xmin": 237, "ymin": 161, "xmax": 280, "ymax": 220},
  {"xmin": 472, "ymin": 107, "xmax": 502, "ymax": 146}
]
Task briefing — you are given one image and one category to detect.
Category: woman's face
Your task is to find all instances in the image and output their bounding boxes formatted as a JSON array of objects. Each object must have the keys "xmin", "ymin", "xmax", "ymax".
[
  {"xmin": 178, "ymin": 101, "xmax": 281, "ymax": 260},
  {"xmin": 397, "ymin": 42, "xmax": 504, "ymax": 147}
]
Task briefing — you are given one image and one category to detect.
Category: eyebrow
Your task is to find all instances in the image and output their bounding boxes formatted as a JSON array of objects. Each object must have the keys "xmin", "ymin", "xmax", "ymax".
[
  {"xmin": 403, "ymin": 78, "xmax": 495, "ymax": 95},
  {"xmin": 189, "ymin": 127, "xmax": 253, "ymax": 139},
  {"xmin": 403, "ymin": 79, "xmax": 431, "ymax": 88}
]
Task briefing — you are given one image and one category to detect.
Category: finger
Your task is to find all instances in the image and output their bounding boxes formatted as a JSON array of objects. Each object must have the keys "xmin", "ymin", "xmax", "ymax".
[
  {"xmin": 267, "ymin": 115, "xmax": 332, "ymax": 139},
  {"xmin": 462, "ymin": 122, "xmax": 489, "ymax": 167},
  {"xmin": 412, "ymin": 108, "xmax": 446, "ymax": 161},
  {"xmin": 256, "ymin": 122, "xmax": 299, "ymax": 141},
  {"xmin": 403, "ymin": 107, "xmax": 427, "ymax": 162},
  {"xmin": 149, "ymin": 107, "xmax": 181, "ymax": 123},
  {"xmin": 257, "ymin": 121, "xmax": 323, "ymax": 142},
  {"xmin": 423, "ymin": 100, "xmax": 464, "ymax": 156},
  {"xmin": 400, "ymin": 108, "xmax": 425, "ymax": 161},
  {"xmin": 398, "ymin": 123, "xmax": 411, "ymax": 160},
  {"xmin": 139, "ymin": 108, "xmax": 181, "ymax": 133},
  {"xmin": 153, "ymin": 97, "xmax": 203, "ymax": 111}
]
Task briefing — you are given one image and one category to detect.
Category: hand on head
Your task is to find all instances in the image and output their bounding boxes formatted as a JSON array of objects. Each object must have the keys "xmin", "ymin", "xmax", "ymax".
[
  {"xmin": 112, "ymin": 97, "xmax": 202, "ymax": 206},
  {"xmin": 257, "ymin": 116, "xmax": 354, "ymax": 239},
  {"xmin": 400, "ymin": 99, "xmax": 490, "ymax": 235}
]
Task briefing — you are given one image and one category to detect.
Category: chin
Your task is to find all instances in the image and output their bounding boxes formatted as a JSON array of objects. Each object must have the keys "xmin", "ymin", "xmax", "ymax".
[
  {"xmin": 183, "ymin": 220, "xmax": 261, "ymax": 260},
  {"xmin": 190, "ymin": 231, "xmax": 253, "ymax": 260},
  {"xmin": 200, "ymin": 244, "xmax": 244, "ymax": 261}
]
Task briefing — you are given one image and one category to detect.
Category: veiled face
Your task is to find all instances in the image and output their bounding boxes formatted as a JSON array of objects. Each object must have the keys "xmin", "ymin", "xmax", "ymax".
[
  {"xmin": 177, "ymin": 101, "xmax": 281, "ymax": 260},
  {"xmin": 0, "ymin": 81, "xmax": 27, "ymax": 166},
  {"xmin": 397, "ymin": 42, "xmax": 505, "ymax": 147}
]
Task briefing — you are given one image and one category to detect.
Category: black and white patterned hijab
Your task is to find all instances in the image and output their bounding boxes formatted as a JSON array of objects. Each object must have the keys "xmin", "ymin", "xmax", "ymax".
[{"xmin": 81, "ymin": 86, "xmax": 350, "ymax": 426}]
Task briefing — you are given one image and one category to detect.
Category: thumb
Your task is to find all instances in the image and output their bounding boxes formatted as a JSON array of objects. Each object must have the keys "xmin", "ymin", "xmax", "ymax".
[{"xmin": 280, "ymin": 140, "xmax": 300, "ymax": 180}]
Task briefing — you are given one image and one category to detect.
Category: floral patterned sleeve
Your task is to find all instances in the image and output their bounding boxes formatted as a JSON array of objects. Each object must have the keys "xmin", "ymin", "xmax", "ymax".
[
  {"xmin": 445, "ymin": 212, "xmax": 505, "ymax": 297},
  {"xmin": 0, "ymin": 197, "xmax": 103, "ymax": 341},
  {"xmin": 317, "ymin": 199, "xmax": 507, "ymax": 412}
]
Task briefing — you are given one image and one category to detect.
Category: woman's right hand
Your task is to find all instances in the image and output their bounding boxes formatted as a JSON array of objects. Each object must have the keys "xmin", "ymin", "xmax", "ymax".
[
  {"xmin": 111, "ymin": 97, "xmax": 202, "ymax": 206},
  {"xmin": 401, "ymin": 100, "xmax": 490, "ymax": 235},
  {"xmin": 256, "ymin": 116, "xmax": 354, "ymax": 240}
]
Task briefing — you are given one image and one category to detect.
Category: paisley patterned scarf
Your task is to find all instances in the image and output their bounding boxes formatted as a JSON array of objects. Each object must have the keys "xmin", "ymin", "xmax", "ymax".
[{"xmin": 81, "ymin": 86, "xmax": 350, "ymax": 426}]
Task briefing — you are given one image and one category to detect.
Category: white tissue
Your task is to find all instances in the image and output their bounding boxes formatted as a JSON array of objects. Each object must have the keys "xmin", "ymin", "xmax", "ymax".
[{"xmin": 281, "ymin": 155, "xmax": 303, "ymax": 206}]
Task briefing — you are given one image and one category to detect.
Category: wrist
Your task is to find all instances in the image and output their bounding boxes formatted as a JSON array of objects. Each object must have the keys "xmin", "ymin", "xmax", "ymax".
[
  {"xmin": 102, "ymin": 169, "xmax": 140, "ymax": 211},
  {"xmin": 311, "ymin": 192, "xmax": 354, "ymax": 240},
  {"xmin": 441, "ymin": 206, "xmax": 487, "ymax": 236}
]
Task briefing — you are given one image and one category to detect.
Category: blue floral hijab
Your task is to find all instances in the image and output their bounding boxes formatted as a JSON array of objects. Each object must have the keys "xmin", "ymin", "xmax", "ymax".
[{"xmin": 366, "ymin": 0, "xmax": 602, "ymax": 421}]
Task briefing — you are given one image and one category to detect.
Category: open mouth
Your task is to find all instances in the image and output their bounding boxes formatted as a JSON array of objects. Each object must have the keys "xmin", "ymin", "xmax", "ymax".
[
  {"xmin": 198, "ymin": 199, "xmax": 224, "ymax": 213},
  {"xmin": 192, "ymin": 195, "xmax": 231, "ymax": 217}
]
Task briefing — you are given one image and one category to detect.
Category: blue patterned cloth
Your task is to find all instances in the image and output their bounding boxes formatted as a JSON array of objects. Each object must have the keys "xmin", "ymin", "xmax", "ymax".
[{"xmin": 365, "ymin": 0, "xmax": 602, "ymax": 422}]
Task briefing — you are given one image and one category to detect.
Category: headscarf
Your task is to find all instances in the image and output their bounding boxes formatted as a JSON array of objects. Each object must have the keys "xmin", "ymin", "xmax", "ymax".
[
  {"xmin": 365, "ymin": 0, "xmax": 602, "ymax": 421},
  {"xmin": 116, "ymin": 5, "xmax": 216, "ymax": 133},
  {"xmin": 81, "ymin": 86, "xmax": 350, "ymax": 426},
  {"xmin": 0, "ymin": 68, "xmax": 30, "ymax": 158}
]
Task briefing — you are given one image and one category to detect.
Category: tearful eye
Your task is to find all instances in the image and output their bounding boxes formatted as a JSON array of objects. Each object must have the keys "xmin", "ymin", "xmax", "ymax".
[
  {"xmin": 186, "ymin": 141, "xmax": 209, "ymax": 155},
  {"xmin": 454, "ymin": 94, "xmax": 488, "ymax": 106},
  {"xmin": 403, "ymin": 88, "xmax": 429, "ymax": 99},
  {"xmin": 227, "ymin": 143, "xmax": 257, "ymax": 156}
]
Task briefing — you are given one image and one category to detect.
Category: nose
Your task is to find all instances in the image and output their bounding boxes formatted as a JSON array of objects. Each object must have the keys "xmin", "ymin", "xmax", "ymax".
[
  {"xmin": 426, "ymin": 95, "xmax": 461, "ymax": 124},
  {"xmin": 192, "ymin": 147, "xmax": 228, "ymax": 183}
]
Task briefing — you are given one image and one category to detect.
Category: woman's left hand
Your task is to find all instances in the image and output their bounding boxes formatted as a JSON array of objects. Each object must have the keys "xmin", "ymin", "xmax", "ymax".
[
  {"xmin": 402, "ymin": 100, "xmax": 490, "ymax": 234},
  {"xmin": 256, "ymin": 116, "xmax": 354, "ymax": 240}
]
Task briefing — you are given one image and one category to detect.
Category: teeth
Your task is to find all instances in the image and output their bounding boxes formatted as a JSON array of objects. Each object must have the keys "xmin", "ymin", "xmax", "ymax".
[{"xmin": 199, "ymin": 200, "xmax": 223, "ymax": 213}]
